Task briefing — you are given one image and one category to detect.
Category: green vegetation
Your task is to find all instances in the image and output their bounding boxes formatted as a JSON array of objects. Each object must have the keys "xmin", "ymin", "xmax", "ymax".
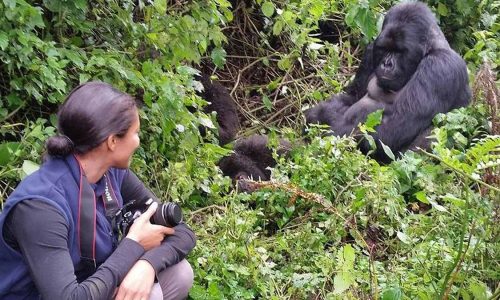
[{"xmin": 0, "ymin": 0, "xmax": 498, "ymax": 299}]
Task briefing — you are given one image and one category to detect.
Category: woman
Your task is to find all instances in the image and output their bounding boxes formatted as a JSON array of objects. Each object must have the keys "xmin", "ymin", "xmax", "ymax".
[{"xmin": 0, "ymin": 81, "xmax": 196, "ymax": 299}]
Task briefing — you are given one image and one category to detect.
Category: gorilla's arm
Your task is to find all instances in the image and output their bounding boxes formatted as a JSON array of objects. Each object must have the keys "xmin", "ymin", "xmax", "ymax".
[
  {"xmin": 344, "ymin": 43, "xmax": 376, "ymax": 100},
  {"xmin": 198, "ymin": 73, "xmax": 240, "ymax": 145},
  {"xmin": 305, "ymin": 43, "xmax": 377, "ymax": 131},
  {"xmin": 359, "ymin": 49, "xmax": 470, "ymax": 158}
]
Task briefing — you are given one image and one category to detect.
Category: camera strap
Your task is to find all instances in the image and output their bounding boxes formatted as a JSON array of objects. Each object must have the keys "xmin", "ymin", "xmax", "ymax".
[
  {"xmin": 101, "ymin": 174, "xmax": 121, "ymax": 249},
  {"xmin": 77, "ymin": 169, "xmax": 120, "ymax": 274},
  {"xmin": 77, "ymin": 165, "xmax": 97, "ymax": 273},
  {"xmin": 101, "ymin": 174, "xmax": 120, "ymax": 220}
]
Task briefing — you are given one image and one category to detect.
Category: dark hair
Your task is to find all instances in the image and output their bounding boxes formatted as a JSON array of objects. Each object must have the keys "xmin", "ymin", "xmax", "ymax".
[{"xmin": 46, "ymin": 81, "xmax": 137, "ymax": 156}]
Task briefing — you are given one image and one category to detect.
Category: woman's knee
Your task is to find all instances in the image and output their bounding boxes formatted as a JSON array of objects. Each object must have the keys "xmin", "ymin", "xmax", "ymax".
[
  {"xmin": 171, "ymin": 259, "xmax": 194, "ymax": 291},
  {"xmin": 158, "ymin": 259, "xmax": 194, "ymax": 300}
]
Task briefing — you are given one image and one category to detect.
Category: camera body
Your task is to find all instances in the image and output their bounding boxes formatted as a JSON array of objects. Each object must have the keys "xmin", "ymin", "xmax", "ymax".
[{"xmin": 115, "ymin": 198, "xmax": 182, "ymax": 235}]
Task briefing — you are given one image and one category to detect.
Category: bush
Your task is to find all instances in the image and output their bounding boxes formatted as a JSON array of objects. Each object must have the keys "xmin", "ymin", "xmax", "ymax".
[{"xmin": 0, "ymin": 0, "xmax": 498, "ymax": 298}]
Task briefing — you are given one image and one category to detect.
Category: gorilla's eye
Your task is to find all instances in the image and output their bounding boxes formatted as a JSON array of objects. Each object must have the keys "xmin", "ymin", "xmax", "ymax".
[{"xmin": 374, "ymin": 46, "xmax": 387, "ymax": 60}]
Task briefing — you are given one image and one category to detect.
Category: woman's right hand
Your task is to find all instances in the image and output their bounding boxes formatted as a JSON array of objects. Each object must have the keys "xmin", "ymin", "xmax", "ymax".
[{"xmin": 125, "ymin": 202, "xmax": 175, "ymax": 251}]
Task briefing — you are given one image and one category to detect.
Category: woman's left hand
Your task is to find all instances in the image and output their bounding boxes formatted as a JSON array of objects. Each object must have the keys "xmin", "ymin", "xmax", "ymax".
[{"xmin": 115, "ymin": 260, "xmax": 155, "ymax": 300}]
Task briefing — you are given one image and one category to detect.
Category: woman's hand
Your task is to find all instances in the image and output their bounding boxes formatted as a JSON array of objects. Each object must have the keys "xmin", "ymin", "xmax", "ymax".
[
  {"xmin": 114, "ymin": 260, "xmax": 155, "ymax": 300},
  {"xmin": 126, "ymin": 202, "xmax": 174, "ymax": 251}
]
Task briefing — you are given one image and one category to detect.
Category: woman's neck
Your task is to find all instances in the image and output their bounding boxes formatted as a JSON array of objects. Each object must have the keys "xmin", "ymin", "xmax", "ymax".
[{"xmin": 75, "ymin": 150, "xmax": 109, "ymax": 184}]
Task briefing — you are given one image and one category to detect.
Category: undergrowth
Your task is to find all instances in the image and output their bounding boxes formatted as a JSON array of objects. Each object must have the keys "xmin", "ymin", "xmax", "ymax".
[{"xmin": 0, "ymin": 0, "xmax": 498, "ymax": 299}]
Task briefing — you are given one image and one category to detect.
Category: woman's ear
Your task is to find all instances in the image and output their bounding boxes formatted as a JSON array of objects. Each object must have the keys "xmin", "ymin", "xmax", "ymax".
[{"xmin": 106, "ymin": 135, "xmax": 117, "ymax": 151}]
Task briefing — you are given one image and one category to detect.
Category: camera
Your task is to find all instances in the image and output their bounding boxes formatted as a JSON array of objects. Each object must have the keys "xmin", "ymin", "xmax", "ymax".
[{"xmin": 115, "ymin": 198, "xmax": 183, "ymax": 235}]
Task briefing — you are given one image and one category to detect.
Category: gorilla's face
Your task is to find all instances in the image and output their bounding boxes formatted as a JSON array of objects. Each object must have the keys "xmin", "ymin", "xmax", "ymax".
[{"xmin": 373, "ymin": 24, "xmax": 425, "ymax": 92}]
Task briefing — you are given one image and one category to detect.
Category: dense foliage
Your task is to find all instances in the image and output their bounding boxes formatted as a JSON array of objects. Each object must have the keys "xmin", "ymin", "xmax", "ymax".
[{"xmin": 0, "ymin": 0, "xmax": 498, "ymax": 299}]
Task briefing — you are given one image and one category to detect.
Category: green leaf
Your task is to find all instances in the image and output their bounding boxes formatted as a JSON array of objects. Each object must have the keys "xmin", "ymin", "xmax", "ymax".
[
  {"xmin": 333, "ymin": 272, "xmax": 352, "ymax": 294},
  {"xmin": 261, "ymin": 2, "xmax": 275, "ymax": 18},
  {"xmin": 273, "ymin": 20, "xmax": 284, "ymax": 35},
  {"xmin": 3, "ymin": 0, "xmax": 16, "ymax": 9},
  {"xmin": 308, "ymin": 43, "xmax": 324, "ymax": 50},
  {"xmin": 441, "ymin": 194, "xmax": 466, "ymax": 207},
  {"xmin": 345, "ymin": 5, "xmax": 359, "ymax": 27},
  {"xmin": 21, "ymin": 160, "xmax": 40, "ymax": 178},
  {"xmin": 333, "ymin": 245, "xmax": 356, "ymax": 294},
  {"xmin": 414, "ymin": 191, "xmax": 429, "ymax": 204},
  {"xmin": 380, "ymin": 141, "xmax": 395, "ymax": 161},
  {"xmin": 207, "ymin": 281, "xmax": 223, "ymax": 298},
  {"xmin": 262, "ymin": 95, "xmax": 272, "ymax": 111},
  {"xmin": 428, "ymin": 198, "xmax": 447, "ymax": 212},
  {"xmin": 79, "ymin": 73, "xmax": 91, "ymax": 83},
  {"xmin": 64, "ymin": 50, "xmax": 84, "ymax": 69},
  {"xmin": 277, "ymin": 56, "xmax": 291, "ymax": 71},
  {"xmin": 210, "ymin": 47, "xmax": 226, "ymax": 68},
  {"xmin": 453, "ymin": 132, "xmax": 468, "ymax": 145},
  {"xmin": 381, "ymin": 287, "xmax": 402, "ymax": 300},
  {"xmin": 353, "ymin": 7, "xmax": 378, "ymax": 39},
  {"xmin": 199, "ymin": 117, "xmax": 216, "ymax": 129},
  {"xmin": 309, "ymin": 3, "xmax": 324, "ymax": 19},
  {"xmin": 437, "ymin": 3, "xmax": 449, "ymax": 16},
  {"xmin": 364, "ymin": 109, "xmax": 383, "ymax": 129},
  {"xmin": 6, "ymin": 93, "xmax": 22, "ymax": 107},
  {"xmin": 396, "ymin": 231, "xmax": 411, "ymax": 244},
  {"xmin": 188, "ymin": 284, "xmax": 207, "ymax": 299},
  {"xmin": 469, "ymin": 281, "xmax": 488, "ymax": 300},
  {"xmin": 363, "ymin": 134, "xmax": 376, "ymax": 150},
  {"xmin": 267, "ymin": 77, "xmax": 281, "ymax": 91},
  {"xmin": 0, "ymin": 142, "xmax": 20, "ymax": 166},
  {"xmin": 74, "ymin": 0, "xmax": 87, "ymax": 10},
  {"xmin": 0, "ymin": 31, "xmax": 8, "ymax": 50},
  {"xmin": 282, "ymin": 11, "xmax": 295, "ymax": 23},
  {"xmin": 343, "ymin": 244, "xmax": 355, "ymax": 266},
  {"xmin": 154, "ymin": 0, "xmax": 167, "ymax": 13}
]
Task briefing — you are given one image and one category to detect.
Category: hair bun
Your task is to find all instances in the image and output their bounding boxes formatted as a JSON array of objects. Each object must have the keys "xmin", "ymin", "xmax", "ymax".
[{"xmin": 46, "ymin": 135, "xmax": 75, "ymax": 157}]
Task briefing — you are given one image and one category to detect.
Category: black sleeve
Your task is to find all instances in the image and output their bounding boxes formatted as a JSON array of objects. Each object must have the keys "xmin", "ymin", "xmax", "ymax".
[
  {"xmin": 141, "ymin": 223, "xmax": 197, "ymax": 274},
  {"xmin": 121, "ymin": 171, "xmax": 197, "ymax": 274},
  {"xmin": 3, "ymin": 200, "xmax": 145, "ymax": 300},
  {"xmin": 120, "ymin": 170, "xmax": 157, "ymax": 205}
]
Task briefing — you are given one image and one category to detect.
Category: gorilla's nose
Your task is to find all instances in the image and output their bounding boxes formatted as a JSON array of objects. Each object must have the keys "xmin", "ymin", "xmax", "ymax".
[{"xmin": 382, "ymin": 58, "xmax": 394, "ymax": 71}]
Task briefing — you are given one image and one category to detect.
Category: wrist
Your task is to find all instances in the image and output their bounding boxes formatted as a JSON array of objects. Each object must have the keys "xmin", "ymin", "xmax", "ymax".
[
  {"xmin": 124, "ymin": 235, "xmax": 145, "ymax": 251},
  {"xmin": 137, "ymin": 259, "xmax": 156, "ymax": 277},
  {"xmin": 125, "ymin": 233, "xmax": 139, "ymax": 243}
]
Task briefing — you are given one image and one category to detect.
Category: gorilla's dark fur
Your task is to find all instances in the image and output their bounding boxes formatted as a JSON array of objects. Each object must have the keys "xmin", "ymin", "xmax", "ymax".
[
  {"xmin": 218, "ymin": 135, "xmax": 291, "ymax": 189},
  {"xmin": 196, "ymin": 73, "xmax": 239, "ymax": 145},
  {"xmin": 305, "ymin": 2, "xmax": 471, "ymax": 161}
]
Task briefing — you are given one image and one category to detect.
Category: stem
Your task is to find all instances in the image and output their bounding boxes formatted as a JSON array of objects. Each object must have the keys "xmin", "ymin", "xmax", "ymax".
[
  {"xmin": 421, "ymin": 150, "xmax": 500, "ymax": 194},
  {"xmin": 488, "ymin": 284, "xmax": 500, "ymax": 300},
  {"xmin": 187, "ymin": 205, "xmax": 226, "ymax": 222},
  {"xmin": 440, "ymin": 190, "xmax": 472, "ymax": 299}
]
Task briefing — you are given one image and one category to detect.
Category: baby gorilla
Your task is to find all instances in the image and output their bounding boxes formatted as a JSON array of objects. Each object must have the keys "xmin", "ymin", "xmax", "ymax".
[
  {"xmin": 217, "ymin": 135, "xmax": 291, "ymax": 191},
  {"xmin": 195, "ymin": 73, "xmax": 240, "ymax": 145}
]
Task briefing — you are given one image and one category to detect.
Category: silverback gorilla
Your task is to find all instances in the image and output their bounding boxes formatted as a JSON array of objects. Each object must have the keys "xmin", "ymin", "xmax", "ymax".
[{"xmin": 305, "ymin": 2, "xmax": 471, "ymax": 162}]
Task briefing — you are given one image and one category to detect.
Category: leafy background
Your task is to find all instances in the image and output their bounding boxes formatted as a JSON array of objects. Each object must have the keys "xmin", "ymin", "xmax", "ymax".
[{"xmin": 0, "ymin": 0, "xmax": 499, "ymax": 299}]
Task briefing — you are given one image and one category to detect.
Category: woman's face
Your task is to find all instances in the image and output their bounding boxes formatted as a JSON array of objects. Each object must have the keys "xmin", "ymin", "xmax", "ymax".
[{"xmin": 112, "ymin": 109, "xmax": 140, "ymax": 169}]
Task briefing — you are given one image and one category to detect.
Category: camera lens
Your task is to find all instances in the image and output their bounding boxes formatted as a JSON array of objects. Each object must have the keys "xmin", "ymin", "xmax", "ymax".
[{"xmin": 151, "ymin": 202, "xmax": 183, "ymax": 227}]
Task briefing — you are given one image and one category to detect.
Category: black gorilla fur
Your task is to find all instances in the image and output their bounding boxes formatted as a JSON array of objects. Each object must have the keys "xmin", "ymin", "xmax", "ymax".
[
  {"xmin": 196, "ymin": 73, "xmax": 240, "ymax": 145},
  {"xmin": 218, "ymin": 135, "xmax": 291, "ymax": 190},
  {"xmin": 305, "ymin": 2, "xmax": 471, "ymax": 161}
]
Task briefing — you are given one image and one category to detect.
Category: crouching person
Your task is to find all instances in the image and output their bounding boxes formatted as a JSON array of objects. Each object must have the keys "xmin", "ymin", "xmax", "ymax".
[{"xmin": 0, "ymin": 81, "xmax": 196, "ymax": 300}]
